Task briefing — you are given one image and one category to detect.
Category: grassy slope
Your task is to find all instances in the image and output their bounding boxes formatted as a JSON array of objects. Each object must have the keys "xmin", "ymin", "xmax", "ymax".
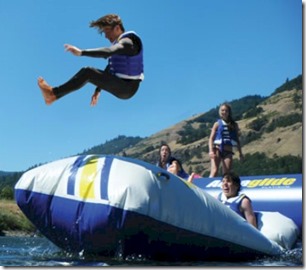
[
  {"xmin": 0, "ymin": 199, "xmax": 35, "ymax": 236},
  {"xmin": 124, "ymin": 89, "xmax": 302, "ymax": 175}
]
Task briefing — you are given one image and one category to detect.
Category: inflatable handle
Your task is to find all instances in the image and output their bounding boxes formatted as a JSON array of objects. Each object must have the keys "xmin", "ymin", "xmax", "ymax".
[{"xmin": 156, "ymin": 172, "xmax": 170, "ymax": 181}]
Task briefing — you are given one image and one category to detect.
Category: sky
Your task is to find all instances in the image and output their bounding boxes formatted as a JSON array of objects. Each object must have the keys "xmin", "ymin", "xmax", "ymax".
[{"xmin": 0, "ymin": 0, "xmax": 302, "ymax": 172}]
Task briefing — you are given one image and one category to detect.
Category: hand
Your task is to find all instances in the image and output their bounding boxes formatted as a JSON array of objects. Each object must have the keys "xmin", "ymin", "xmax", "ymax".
[
  {"xmin": 187, "ymin": 172, "xmax": 195, "ymax": 183},
  {"xmin": 209, "ymin": 151, "xmax": 215, "ymax": 159},
  {"xmin": 90, "ymin": 91, "xmax": 100, "ymax": 106},
  {"xmin": 64, "ymin": 44, "xmax": 81, "ymax": 56}
]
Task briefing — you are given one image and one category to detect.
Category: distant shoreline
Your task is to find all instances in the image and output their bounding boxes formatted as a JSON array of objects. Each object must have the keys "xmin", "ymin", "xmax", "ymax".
[{"xmin": 1, "ymin": 230, "xmax": 37, "ymax": 237}]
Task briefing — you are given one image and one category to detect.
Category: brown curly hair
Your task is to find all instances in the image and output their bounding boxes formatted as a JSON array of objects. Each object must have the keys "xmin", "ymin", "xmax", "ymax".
[
  {"xmin": 222, "ymin": 172, "xmax": 241, "ymax": 192},
  {"xmin": 90, "ymin": 14, "xmax": 125, "ymax": 33}
]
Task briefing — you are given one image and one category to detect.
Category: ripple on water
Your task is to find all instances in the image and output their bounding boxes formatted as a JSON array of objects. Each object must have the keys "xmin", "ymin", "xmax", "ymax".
[{"xmin": 0, "ymin": 236, "xmax": 302, "ymax": 267}]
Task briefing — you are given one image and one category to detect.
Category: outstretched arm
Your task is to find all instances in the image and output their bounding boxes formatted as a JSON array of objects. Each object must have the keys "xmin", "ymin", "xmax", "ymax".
[
  {"xmin": 64, "ymin": 44, "xmax": 82, "ymax": 56},
  {"xmin": 81, "ymin": 37, "xmax": 138, "ymax": 58},
  {"xmin": 63, "ymin": 42, "xmax": 128, "ymax": 58}
]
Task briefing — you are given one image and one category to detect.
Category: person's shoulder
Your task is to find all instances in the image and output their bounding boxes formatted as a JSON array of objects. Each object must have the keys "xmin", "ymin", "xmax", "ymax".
[
  {"xmin": 126, "ymin": 31, "xmax": 141, "ymax": 37},
  {"xmin": 120, "ymin": 32, "xmax": 142, "ymax": 48},
  {"xmin": 121, "ymin": 31, "xmax": 141, "ymax": 40},
  {"xmin": 240, "ymin": 193, "xmax": 252, "ymax": 204},
  {"xmin": 212, "ymin": 121, "xmax": 220, "ymax": 128}
]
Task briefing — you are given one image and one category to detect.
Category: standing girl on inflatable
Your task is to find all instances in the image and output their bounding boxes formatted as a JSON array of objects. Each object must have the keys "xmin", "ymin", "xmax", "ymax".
[{"xmin": 208, "ymin": 103, "xmax": 244, "ymax": 177}]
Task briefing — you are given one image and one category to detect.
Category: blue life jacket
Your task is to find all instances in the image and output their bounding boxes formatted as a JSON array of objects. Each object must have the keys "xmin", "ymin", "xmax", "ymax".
[
  {"xmin": 213, "ymin": 119, "xmax": 238, "ymax": 152},
  {"xmin": 217, "ymin": 192, "xmax": 250, "ymax": 218},
  {"xmin": 109, "ymin": 31, "xmax": 144, "ymax": 80}
]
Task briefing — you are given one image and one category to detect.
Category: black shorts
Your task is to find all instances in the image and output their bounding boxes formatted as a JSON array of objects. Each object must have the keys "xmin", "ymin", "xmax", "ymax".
[
  {"xmin": 213, "ymin": 146, "xmax": 234, "ymax": 159},
  {"xmin": 219, "ymin": 150, "xmax": 234, "ymax": 159}
]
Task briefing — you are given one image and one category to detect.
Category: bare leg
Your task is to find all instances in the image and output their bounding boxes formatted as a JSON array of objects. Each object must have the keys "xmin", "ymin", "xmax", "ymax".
[
  {"xmin": 209, "ymin": 150, "xmax": 221, "ymax": 177},
  {"xmin": 221, "ymin": 155, "xmax": 233, "ymax": 175},
  {"xmin": 37, "ymin": 77, "xmax": 57, "ymax": 105}
]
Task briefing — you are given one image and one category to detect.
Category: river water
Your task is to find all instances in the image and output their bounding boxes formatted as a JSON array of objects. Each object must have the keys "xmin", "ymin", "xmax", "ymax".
[{"xmin": 0, "ymin": 236, "xmax": 302, "ymax": 267}]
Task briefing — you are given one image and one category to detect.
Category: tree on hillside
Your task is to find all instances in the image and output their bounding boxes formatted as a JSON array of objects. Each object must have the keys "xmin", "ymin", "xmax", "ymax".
[
  {"xmin": 272, "ymin": 74, "xmax": 302, "ymax": 95},
  {"xmin": 80, "ymin": 135, "xmax": 143, "ymax": 155},
  {"xmin": 232, "ymin": 153, "xmax": 302, "ymax": 176},
  {"xmin": 0, "ymin": 186, "xmax": 14, "ymax": 200}
]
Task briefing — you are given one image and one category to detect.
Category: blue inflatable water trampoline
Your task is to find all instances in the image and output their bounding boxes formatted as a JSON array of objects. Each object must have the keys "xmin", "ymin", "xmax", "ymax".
[{"xmin": 14, "ymin": 155, "xmax": 301, "ymax": 261}]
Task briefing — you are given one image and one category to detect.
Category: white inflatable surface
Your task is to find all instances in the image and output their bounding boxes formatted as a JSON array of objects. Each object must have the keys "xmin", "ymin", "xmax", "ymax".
[
  {"xmin": 15, "ymin": 155, "xmax": 284, "ymax": 260},
  {"xmin": 257, "ymin": 211, "xmax": 300, "ymax": 249}
]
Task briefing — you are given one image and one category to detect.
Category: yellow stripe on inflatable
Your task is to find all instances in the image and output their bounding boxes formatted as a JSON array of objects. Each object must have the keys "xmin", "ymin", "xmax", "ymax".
[
  {"xmin": 182, "ymin": 180, "xmax": 195, "ymax": 189},
  {"xmin": 79, "ymin": 157, "xmax": 99, "ymax": 199}
]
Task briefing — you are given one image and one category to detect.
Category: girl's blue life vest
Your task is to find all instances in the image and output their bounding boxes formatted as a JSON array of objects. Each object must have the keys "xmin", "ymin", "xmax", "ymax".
[
  {"xmin": 109, "ymin": 31, "xmax": 144, "ymax": 80},
  {"xmin": 213, "ymin": 119, "xmax": 238, "ymax": 152}
]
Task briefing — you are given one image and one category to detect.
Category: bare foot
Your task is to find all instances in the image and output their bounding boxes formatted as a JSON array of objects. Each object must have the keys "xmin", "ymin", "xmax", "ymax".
[{"xmin": 37, "ymin": 77, "xmax": 56, "ymax": 105}]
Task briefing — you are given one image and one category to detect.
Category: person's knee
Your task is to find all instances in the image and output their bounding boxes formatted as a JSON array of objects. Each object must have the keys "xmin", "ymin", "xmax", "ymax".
[{"xmin": 80, "ymin": 66, "xmax": 93, "ymax": 72}]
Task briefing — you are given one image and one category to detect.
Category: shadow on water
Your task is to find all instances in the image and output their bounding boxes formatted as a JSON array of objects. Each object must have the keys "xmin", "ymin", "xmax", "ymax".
[{"xmin": 0, "ymin": 236, "xmax": 303, "ymax": 267}]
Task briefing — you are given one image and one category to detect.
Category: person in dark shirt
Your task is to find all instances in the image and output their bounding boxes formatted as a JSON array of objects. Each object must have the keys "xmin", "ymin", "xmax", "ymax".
[{"xmin": 38, "ymin": 14, "xmax": 144, "ymax": 106}]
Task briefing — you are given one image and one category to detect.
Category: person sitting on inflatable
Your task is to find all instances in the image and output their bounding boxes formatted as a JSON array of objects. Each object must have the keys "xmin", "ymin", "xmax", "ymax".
[
  {"xmin": 156, "ymin": 143, "xmax": 190, "ymax": 180},
  {"xmin": 217, "ymin": 172, "xmax": 257, "ymax": 228}
]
